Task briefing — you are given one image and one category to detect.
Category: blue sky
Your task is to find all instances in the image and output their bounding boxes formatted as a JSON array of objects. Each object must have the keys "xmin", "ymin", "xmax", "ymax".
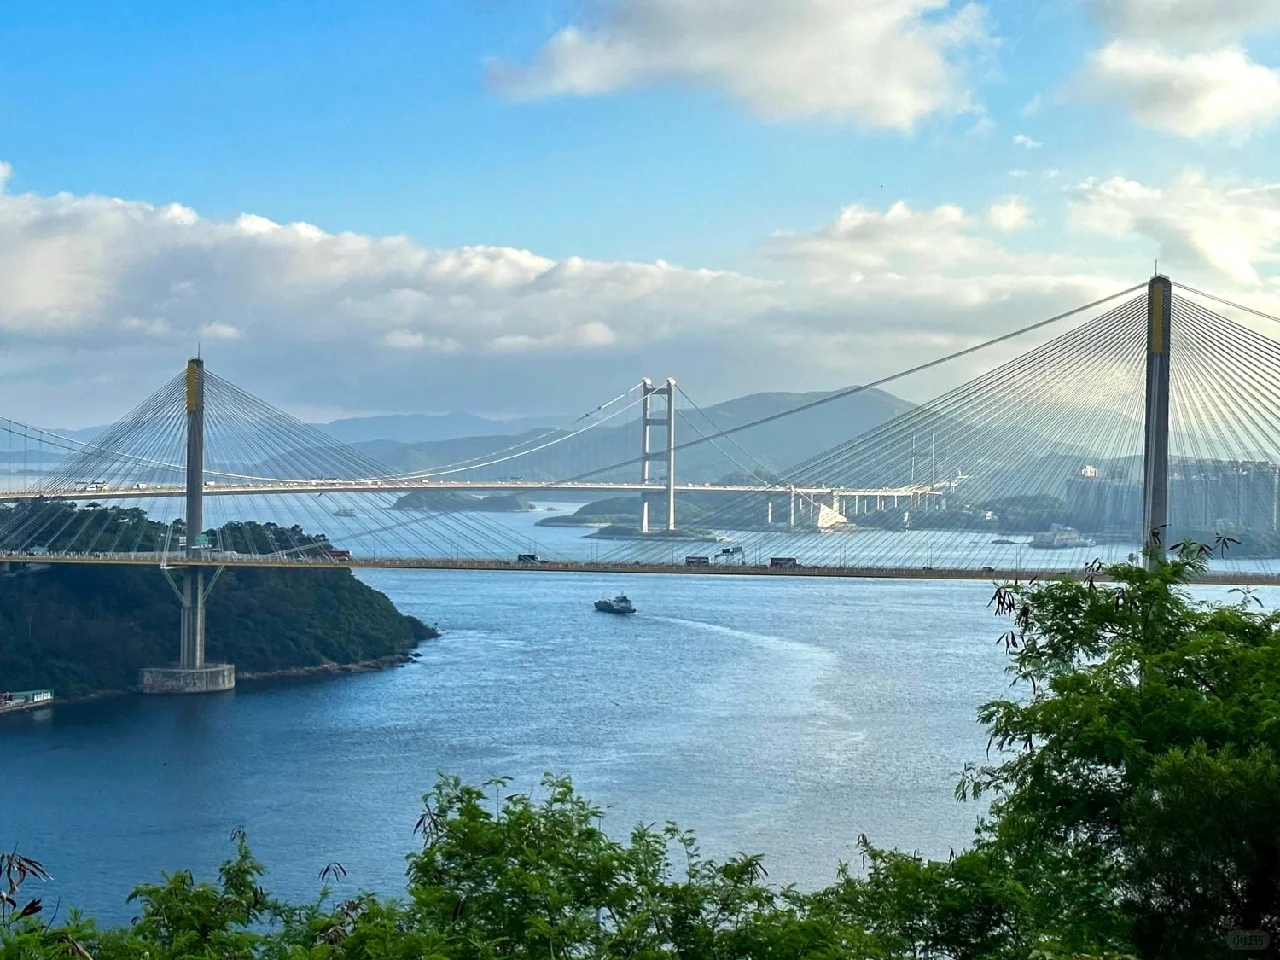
[{"xmin": 0, "ymin": 0, "xmax": 1278, "ymax": 424}]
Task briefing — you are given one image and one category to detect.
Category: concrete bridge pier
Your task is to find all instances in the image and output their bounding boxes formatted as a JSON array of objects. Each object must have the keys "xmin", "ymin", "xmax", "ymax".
[
  {"xmin": 1141, "ymin": 275, "xmax": 1172, "ymax": 568},
  {"xmin": 639, "ymin": 378, "xmax": 676, "ymax": 534},
  {"xmin": 140, "ymin": 357, "xmax": 235, "ymax": 695}
]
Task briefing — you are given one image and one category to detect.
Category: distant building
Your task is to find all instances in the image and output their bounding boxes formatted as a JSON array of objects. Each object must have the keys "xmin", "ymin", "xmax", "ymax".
[
  {"xmin": 1064, "ymin": 464, "xmax": 1141, "ymax": 535},
  {"xmin": 1063, "ymin": 459, "xmax": 1280, "ymax": 537},
  {"xmin": 1170, "ymin": 461, "xmax": 1280, "ymax": 533}
]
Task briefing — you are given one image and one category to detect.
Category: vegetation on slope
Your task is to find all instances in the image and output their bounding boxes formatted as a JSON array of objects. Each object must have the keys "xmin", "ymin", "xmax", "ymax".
[
  {"xmin": 6, "ymin": 546, "xmax": 1280, "ymax": 958},
  {"xmin": 392, "ymin": 490, "xmax": 534, "ymax": 512},
  {"xmin": 0, "ymin": 563, "xmax": 436, "ymax": 697},
  {"xmin": 0, "ymin": 504, "xmax": 438, "ymax": 696},
  {"xmin": 535, "ymin": 496, "xmax": 661, "ymax": 527}
]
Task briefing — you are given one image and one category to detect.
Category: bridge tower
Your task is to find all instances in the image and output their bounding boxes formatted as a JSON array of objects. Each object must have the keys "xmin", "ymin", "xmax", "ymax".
[
  {"xmin": 139, "ymin": 358, "xmax": 235, "ymax": 694},
  {"xmin": 1141, "ymin": 275, "xmax": 1172, "ymax": 568},
  {"xmin": 639, "ymin": 378, "xmax": 677, "ymax": 534}
]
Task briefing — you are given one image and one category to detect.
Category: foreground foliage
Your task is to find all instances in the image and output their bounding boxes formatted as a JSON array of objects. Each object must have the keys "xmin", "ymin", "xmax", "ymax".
[{"xmin": 5, "ymin": 550, "xmax": 1279, "ymax": 958}]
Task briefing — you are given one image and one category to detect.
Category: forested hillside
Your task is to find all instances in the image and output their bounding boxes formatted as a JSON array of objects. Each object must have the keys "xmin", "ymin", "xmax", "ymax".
[{"xmin": 0, "ymin": 562, "xmax": 436, "ymax": 697}]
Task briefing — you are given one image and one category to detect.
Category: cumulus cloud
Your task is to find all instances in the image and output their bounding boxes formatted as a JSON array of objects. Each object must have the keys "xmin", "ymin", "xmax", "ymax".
[
  {"xmin": 1092, "ymin": 0, "xmax": 1280, "ymax": 46},
  {"xmin": 988, "ymin": 196, "xmax": 1033, "ymax": 231},
  {"xmin": 1075, "ymin": 0, "xmax": 1280, "ymax": 138},
  {"xmin": 774, "ymin": 200, "xmax": 996, "ymax": 273},
  {"xmin": 121, "ymin": 317, "xmax": 170, "ymax": 337},
  {"xmin": 1012, "ymin": 133, "xmax": 1042, "ymax": 149},
  {"xmin": 1070, "ymin": 171, "xmax": 1280, "ymax": 284},
  {"xmin": 1078, "ymin": 42, "xmax": 1280, "ymax": 137},
  {"xmin": 0, "ymin": 172, "xmax": 793, "ymax": 420},
  {"xmin": 201, "ymin": 322, "xmax": 241, "ymax": 341},
  {"xmin": 767, "ymin": 199, "xmax": 1119, "ymax": 314},
  {"xmin": 0, "ymin": 183, "xmax": 772, "ymax": 355},
  {"xmin": 5, "ymin": 165, "xmax": 1275, "ymax": 426},
  {"xmin": 487, "ymin": 0, "xmax": 994, "ymax": 129}
]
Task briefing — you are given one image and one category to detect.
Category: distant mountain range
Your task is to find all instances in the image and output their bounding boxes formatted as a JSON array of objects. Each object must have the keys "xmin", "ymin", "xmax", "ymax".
[
  {"xmin": 47, "ymin": 413, "xmax": 563, "ymax": 447},
  {"xmin": 33, "ymin": 387, "xmax": 914, "ymax": 482},
  {"xmin": 347, "ymin": 388, "xmax": 914, "ymax": 483},
  {"xmin": 317, "ymin": 412, "xmax": 562, "ymax": 445}
]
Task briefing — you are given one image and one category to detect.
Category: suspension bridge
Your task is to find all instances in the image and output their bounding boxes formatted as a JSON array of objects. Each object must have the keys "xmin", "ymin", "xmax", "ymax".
[{"xmin": 3, "ymin": 275, "xmax": 1279, "ymax": 691}]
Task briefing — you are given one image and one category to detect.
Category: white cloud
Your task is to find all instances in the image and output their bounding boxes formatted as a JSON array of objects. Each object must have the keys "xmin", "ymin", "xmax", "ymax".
[
  {"xmin": 383, "ymin": 329, "xmax": 426, "ymax": 350},
  {"xmin": 774, "ymin": 200, "xmax": 993, "ymax": 272},
  {"xmin": 1012, "ymin": 133, "xmax": 1042, "ymax": 149},
  {"xmin": 1070, "ymin": 171, "xmax": 1280, "ymax": 284},
  {"xmin": 200, "ymin": 322, "xmax": 241, "ymax": 341},
  {"xmin": 0, "ymin": 182, "xmax": 771, "ymax": 354},
  {"xmin": 1009, "ymin": 169, "xmax": 1029, "ymax": 178},
  {"xmin": 1075, "ymin": 0, "xmax": 1280, "ymax": 139},
  {"xmin": 1078, "ymin": 42, "xmax": 1280, "ymax": 137},
  {"xmin": 988, "ymin": 196, "xmax": 1033, "ymax": 231},
  {"xmin": 1093, "ymin": 0, "xmax": 1280, "ymax": 46},
  {"xmin": 8, "ymin": 164, "xmax": 1278, "ymax": 426},
  {"xmin": 767, "ymin": 199, "xmax": 1114, "ymax": 303},
  {"xmin": 381, "ymin": 330, "xmax": 463, "ymax": 352},
  {"xmin": 487, "ymin": 0, "xmax": 994, "ymax": 129},
  {"xmin": 121, "ymin": 316, "xmax": 170, "ymax": 337},
  {"xmin": 1043, "ymin": 169, "xmax": 1061, "ymax": 180},
  {"xmin": 1020, "ymin": 94, "xmax": 1042, "ymax": 117}
]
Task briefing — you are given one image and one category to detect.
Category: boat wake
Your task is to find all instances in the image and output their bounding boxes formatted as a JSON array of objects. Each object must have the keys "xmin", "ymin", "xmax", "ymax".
[{"xmin": 648, "ymin": 616, "xmax": 785, "ymax": 645}]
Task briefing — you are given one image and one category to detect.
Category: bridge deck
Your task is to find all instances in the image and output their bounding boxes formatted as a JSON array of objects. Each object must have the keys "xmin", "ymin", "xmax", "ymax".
[
  {"xmin": 3, "ymin": 552, "xmax": 1276, "ymax": 586},
  {"xmin": 0, "ymin": 480, "xmax": 943, "ymax": 502}
]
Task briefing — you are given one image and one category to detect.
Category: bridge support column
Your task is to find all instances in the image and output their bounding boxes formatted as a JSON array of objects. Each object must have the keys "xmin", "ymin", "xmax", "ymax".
[
  {"xmin": 1141, "ymin": 276, "xmax": 1172, "ymax": 568},
  {"xmin": 639, "ymin": 378, "xmax": 677, "ymax": 534},
  {"xmin": 141, "ymin": 357, "xmax": 234, "ymax": 695},
  {"xmin": 789, "ymin": 486, "xmax": 796, "ymax": 528}
]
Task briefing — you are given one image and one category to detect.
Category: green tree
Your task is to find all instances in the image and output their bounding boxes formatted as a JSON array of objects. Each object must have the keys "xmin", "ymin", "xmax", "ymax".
[{"xmin": 965, "ymin": 548, "xmax": 1280, "ymax": 957}]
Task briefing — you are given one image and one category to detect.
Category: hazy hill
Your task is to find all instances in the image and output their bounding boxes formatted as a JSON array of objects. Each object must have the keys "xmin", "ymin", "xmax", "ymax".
[
  {"xmin": 351, "ymin": 387, "xmax": 914, "ymax": 483},
  {"xmin": 32, "ymin": 413, "xmax": 559, "ymax": 456},
  {"xmin": 33, "ymin": 387, "xmax": 913, "ymax": 483},
  {"xmin": 319, "ymin": 412, "xmax": 560, "ymax": 445}
]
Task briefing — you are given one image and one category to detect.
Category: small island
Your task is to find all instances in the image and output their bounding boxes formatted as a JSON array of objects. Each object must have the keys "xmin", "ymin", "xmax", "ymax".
[
  {"xmin": 536, "ymin": 496, "xmax": 721, "ymax": 541},
  {"xmin": 392, "ymin": 490, "xmax": 535, "ymax": 512},
  {"xmin": 536, "ymin": 496, "xmax": 641, "ymax": 528}
]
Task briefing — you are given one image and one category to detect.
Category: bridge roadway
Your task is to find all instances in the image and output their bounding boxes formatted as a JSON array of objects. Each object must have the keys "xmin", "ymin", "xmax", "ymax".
[
  {"xmin": 0, "ymin": 479, "xmax": 941, "ymax": 503},
  {"xmin": 4, "ymin": 551, "xmax": 1278, "ymax": 586}
]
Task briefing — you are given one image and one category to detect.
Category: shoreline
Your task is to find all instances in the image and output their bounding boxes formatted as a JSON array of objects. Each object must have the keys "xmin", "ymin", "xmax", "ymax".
[
  {"xmin": 237, "ymin": 652, "xmax": 416, "ymax": 682},
  {"xmin": 4, "ymin": 652, "xmax": 424, "ymax": 714}
]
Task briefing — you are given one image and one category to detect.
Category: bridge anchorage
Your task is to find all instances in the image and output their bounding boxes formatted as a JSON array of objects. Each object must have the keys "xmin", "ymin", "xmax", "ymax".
[{"xmin": 139, "ymin": 359, "xmax": 235, "ymax": 694}]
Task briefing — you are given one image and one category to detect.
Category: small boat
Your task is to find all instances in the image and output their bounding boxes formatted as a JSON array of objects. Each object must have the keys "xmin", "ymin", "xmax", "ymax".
[
  {"xmin": 1030, "ymin": 525, "xmax": 1095, "ymax": 550},
  {"xmin": 991, "ymin": 538, "xmax": 1017, "ymax": 545},
  {"xmin": 594, "ymin": 594, "xmax": 636, "ymax": 615},
  {"xmin": 332, "ymin": 508, "xmax": 358, "ymax": 518}
]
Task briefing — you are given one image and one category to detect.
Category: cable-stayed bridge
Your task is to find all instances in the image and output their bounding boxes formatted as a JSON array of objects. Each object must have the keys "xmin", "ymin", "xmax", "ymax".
[{"xmin": 5, "ymin": 275, "xmax": 1280, "ymax": 690}]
